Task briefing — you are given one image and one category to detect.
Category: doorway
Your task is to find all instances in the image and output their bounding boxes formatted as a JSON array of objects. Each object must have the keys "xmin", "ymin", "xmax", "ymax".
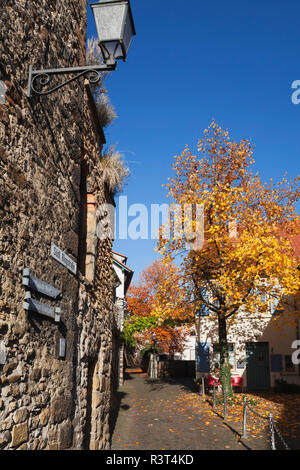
[
  {"xmin": 83, "ymin": 359, "xmax": 98, "ymax": 450},
  {"xmin": 246, "ymin": 342, "xmax": 270, "ymax": 391}
]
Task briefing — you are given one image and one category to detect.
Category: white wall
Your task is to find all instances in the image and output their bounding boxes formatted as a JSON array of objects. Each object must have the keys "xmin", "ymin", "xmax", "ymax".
[
  {"xmin": 114, "ymin": 263, "xmax": 125, "ymax": 299},
  {"xmin": 196, "ymin": 307, "xmax": 300, "ymax": 388}
]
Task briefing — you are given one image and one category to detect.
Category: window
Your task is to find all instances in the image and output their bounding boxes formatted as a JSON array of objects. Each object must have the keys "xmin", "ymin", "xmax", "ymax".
[
  {"xmin": 284, "ymin": 355, "xmax": 296, "ymax": 373},
  {"xmin": 213, "ymin": 343, "xmax": 235, "ymax": 368}
]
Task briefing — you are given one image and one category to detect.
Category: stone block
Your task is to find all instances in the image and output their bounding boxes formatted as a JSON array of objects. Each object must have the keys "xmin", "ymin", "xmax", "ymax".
[
  {"xmin": 58, "ymin": 421, "xmax": 73, "ymax": 450},
  {"xmin": 7, "ymin": 373, "xmax": 22, "ymax": 384},
  {"xmin": 10, "ymin": 384, "xmax": 20, "ymax": 397},
  {"xmin": 13, "ymin": 407, "xmax": 28, "ymax": 424},
  {"xmin": 30, "ymin": 415, "xmax": 40, "ymax": 431},
  {"xmin": 0, "ymin": 417, "xmax": 12, "ymax": 433},
  {"xmin": 47, "ymin": 442, "xmax": 58, "ymax": 450},
  {"xmin": 3, "ymin": 361, "xmax": 17, "ymax": 375},
  {"xmin": 17, "ymin": 443, "xmax": 27, "ymax": 450},
  {"xmin": 92, "ymin": 391, "xmax": 102, "ymax": 408},
  {"xmin": 0, "ymin": 430, "xmax": 11, "ymax": 448},
  {"xmin": 41, "ymin": 368, "xmax": 50, "ymax": 378},
  {"xmin": 39, "ymin": 408, "xmax": 50, "ymax": 426},
  {"xmin": 50, "ymin": 396, "xmax": 72, "ymax": 424},
  {"xmin": 63, "ymin": 230, "xmax": 78, "ymax": 258},
  {"xmin": 7, "ymin": 165, "xmax": 27, "ymax": 190},
  {"xmin": 8, "ymin": 401, "xmax": 17, "ymax": 412},
  {"xmin": 11, "ymin": 422, "xmax": 28, "ymax": 448},
  {"xmin": 31, "ymin": 369, "xmax": 41, "ymax": 382}
]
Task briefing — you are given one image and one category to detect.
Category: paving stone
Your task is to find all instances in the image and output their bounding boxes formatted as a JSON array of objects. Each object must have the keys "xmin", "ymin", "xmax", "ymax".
[{"xmin": 111, "ymin": 373, "xmax": 246, "ymax": 451}]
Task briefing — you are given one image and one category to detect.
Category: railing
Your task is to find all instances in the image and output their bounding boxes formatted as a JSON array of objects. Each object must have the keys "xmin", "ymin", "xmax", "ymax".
[
  {"xmin": 208, "ymin": 384, "xmax": 291, "ymax": 450},
  {"xmin": 241, "ymin": 396, "xmax": 290, "ymax": 450}
]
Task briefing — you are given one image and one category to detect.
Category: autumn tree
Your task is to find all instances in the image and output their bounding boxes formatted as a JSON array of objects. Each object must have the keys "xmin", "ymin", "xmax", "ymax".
[
  {"xmin": 158, "ymin": 121, "xmax": 300, "ymax": 395},
  {"xmin": 124, "ymin": 259, "xmax": 194, "ymax": 356}
]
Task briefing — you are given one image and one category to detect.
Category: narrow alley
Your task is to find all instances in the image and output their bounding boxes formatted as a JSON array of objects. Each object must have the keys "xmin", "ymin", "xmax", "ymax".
[{"xmin": 111, "ymin": 370, "xmax": 246, "ymax": 451}]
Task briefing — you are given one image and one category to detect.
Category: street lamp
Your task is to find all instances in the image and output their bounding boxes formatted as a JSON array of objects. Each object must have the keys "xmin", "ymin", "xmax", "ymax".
[
  {"xmin": 27, "ymin": 0, "xmax": 136, "ymax": 98},
  {"xmin": 91, "ymin": 0, "xmax": 136, "ymax": 65},
  {"xmin": 151, "ymin": 332, "xmax": 158, "ymax": 379},
  {"xmin": 152, "ymin": 332, "xmax": 157, "ymax": 350}
]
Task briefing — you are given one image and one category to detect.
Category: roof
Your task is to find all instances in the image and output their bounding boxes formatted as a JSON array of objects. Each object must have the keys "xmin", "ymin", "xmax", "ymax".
[
  {"xmin": 200, "ymin": 223, "xmax": 300, "ymax": 265},
  {"xmin": 112, "ymin": 255, "xmax": 134, "ymax": 294},
  {"xmin": 273, "ymin": 227, "xmax": 300, "ymax": 260},
  {"xmin": 112, "ymin": 256, "xmax": 133, "ymax": 274},
  {"xmin": 112, "ymin": 250, "xmax": 128, "ymax": 264}
]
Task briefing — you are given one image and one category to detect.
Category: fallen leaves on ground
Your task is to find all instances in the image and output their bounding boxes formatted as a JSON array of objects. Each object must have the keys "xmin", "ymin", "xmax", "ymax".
[
  {"xmin": 178, "ymin": 390, "xmax": 300, "ymax": 447},
  {"xmin": 112, "ymin": 381, "xmax": 300, "ymax": 450}
]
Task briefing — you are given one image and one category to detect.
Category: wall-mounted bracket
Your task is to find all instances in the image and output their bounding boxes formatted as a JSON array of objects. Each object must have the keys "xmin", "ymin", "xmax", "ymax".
[{"xmin": 27, "ymin": 62, "xmax": 117, "ymax": 98}]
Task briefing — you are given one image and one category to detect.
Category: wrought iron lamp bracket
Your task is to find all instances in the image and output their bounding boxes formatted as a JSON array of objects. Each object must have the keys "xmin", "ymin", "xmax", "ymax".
[{"xmin": 27, "ymin": 62, "xmax": 117, "ymax": 98}]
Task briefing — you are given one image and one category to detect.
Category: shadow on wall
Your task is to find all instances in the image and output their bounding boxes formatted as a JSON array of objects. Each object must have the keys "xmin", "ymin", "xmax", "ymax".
[{"xmin": 109, "ymin": 390, "xmax": 128, "ymax": 441}]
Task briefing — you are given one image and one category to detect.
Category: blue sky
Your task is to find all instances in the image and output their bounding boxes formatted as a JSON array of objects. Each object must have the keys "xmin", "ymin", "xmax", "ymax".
[{"xmin": 87, "ymin": 0, "xmax": 300, "ymax": 281}]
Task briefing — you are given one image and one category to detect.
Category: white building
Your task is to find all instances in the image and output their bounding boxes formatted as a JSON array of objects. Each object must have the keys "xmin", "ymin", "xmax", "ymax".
[
  {"xmin": 112, "ymin": 251, "xmax": 133, "ymax": 386},
  {"xmin": 174, "ymin": 328, "xmax": 196, "ymax": 361},
  {"xmin": 195, "ymin": 293, "xmax": 300, "ymax": 391}
]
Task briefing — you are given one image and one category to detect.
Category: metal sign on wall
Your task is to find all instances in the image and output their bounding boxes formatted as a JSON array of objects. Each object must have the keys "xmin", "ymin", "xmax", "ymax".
[
  {"xmin": 22, "ymin": 268, "xmax": 61, "ymax": 299},
  {"xmin": 59, "ymin": 338, "xmax": 66, "ymax": 358},
  {"xmin": 0, "ymin": 341, "xmax": 6, "ymax": 365},
  {"xmin": 0, "ymin": 81, "xmax": 6, "ymax": 104},
  {"xmin": 23, "ymin": 292, "xmax": 61, "ymax": 323},
  {"xmin": 22, "ymin": 268, "xmax": 64, "ymax": 357},
  {"xmin": 50, "ymin": 243, "xmax": 77, "ymax": 274}
]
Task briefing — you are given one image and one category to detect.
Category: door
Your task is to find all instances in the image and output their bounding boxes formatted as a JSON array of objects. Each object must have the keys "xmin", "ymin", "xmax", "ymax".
[
  {"xmin": 83, "ymin": 359, "xmax": 98, "ymax": 450},
  {"xmin": 246, "ymin": 342, "xmax": 270, "ymax": 391}
]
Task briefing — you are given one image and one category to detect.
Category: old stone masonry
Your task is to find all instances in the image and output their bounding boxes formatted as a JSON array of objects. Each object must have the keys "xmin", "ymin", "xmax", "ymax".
[{"xmin": 0, "ymin": 0, "xmax": 123, "ymax": 450}]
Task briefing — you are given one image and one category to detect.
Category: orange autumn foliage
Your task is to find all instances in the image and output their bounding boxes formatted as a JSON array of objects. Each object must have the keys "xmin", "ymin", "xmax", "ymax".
[
  {"xmin": 126, "ymin": 259, "xmax": 194, "ymax": 354},
  {"xmin": 159, "ymin": 121, "xmax": 300, "ymax": 320},
  {"xmin": 158, "ymin": 121, "xmax": 300, "ymax": 392}
]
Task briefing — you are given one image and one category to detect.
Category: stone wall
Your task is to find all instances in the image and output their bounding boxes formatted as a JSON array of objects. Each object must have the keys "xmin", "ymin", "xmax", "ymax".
[
  {"xmin": 72, "ymin": 124, "xmax": 116, "ymax": 450},
  {"xmin": 0, "ymin": 0, "xmax": 116, "ymax": 450}
]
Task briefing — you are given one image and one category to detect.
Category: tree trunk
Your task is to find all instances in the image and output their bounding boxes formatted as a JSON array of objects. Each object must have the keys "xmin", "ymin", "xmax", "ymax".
[{"xmin": 218, "ymin": 314, "xmax": 232, "ymax": 398}]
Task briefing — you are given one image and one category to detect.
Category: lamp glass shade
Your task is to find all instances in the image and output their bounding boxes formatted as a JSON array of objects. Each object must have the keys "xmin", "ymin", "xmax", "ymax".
[
  {"xmin": 122, "ymin": 7, "xmax": 134, "ymax": 53},
  {"xmin": 100, "ymin": 41, "xmax": 124, "ymax": 61},
  {"xmin": 91, "ymin": 0, "xmax": 135, "ymax": 62}
]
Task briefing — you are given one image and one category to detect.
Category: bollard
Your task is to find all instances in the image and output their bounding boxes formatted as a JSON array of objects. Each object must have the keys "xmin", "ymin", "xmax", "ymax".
[
  {"xmin": 213, "ymin": 384, "xmax": 216, "ymax": 410},
  {"xmin": 269, "ymin": 413, "xmax": 276, "ymax": 450},
  {"xmin": 201, "ymin": 376, "xmax": 205, "ymax": 396},
  {"xmin": 223, "ymin": 387, "xmax": 228, "ymax": 421},
  {"xmin": 241, "ymin": 397, "xmax": 247, "ymax": 439}
]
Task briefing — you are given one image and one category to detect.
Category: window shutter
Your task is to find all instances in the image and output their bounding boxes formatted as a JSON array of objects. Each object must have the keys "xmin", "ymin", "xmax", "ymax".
[
  {"xmin": 271, "ymin": 354, "xmax": 282, "ymax": 372},
  {"xmin": 196, "ymin": 342, "xmax": 210, "ymax": 372},
  {"xmin": 196, "ymin": 287, "xmax": 210, "ymax": 316}
]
